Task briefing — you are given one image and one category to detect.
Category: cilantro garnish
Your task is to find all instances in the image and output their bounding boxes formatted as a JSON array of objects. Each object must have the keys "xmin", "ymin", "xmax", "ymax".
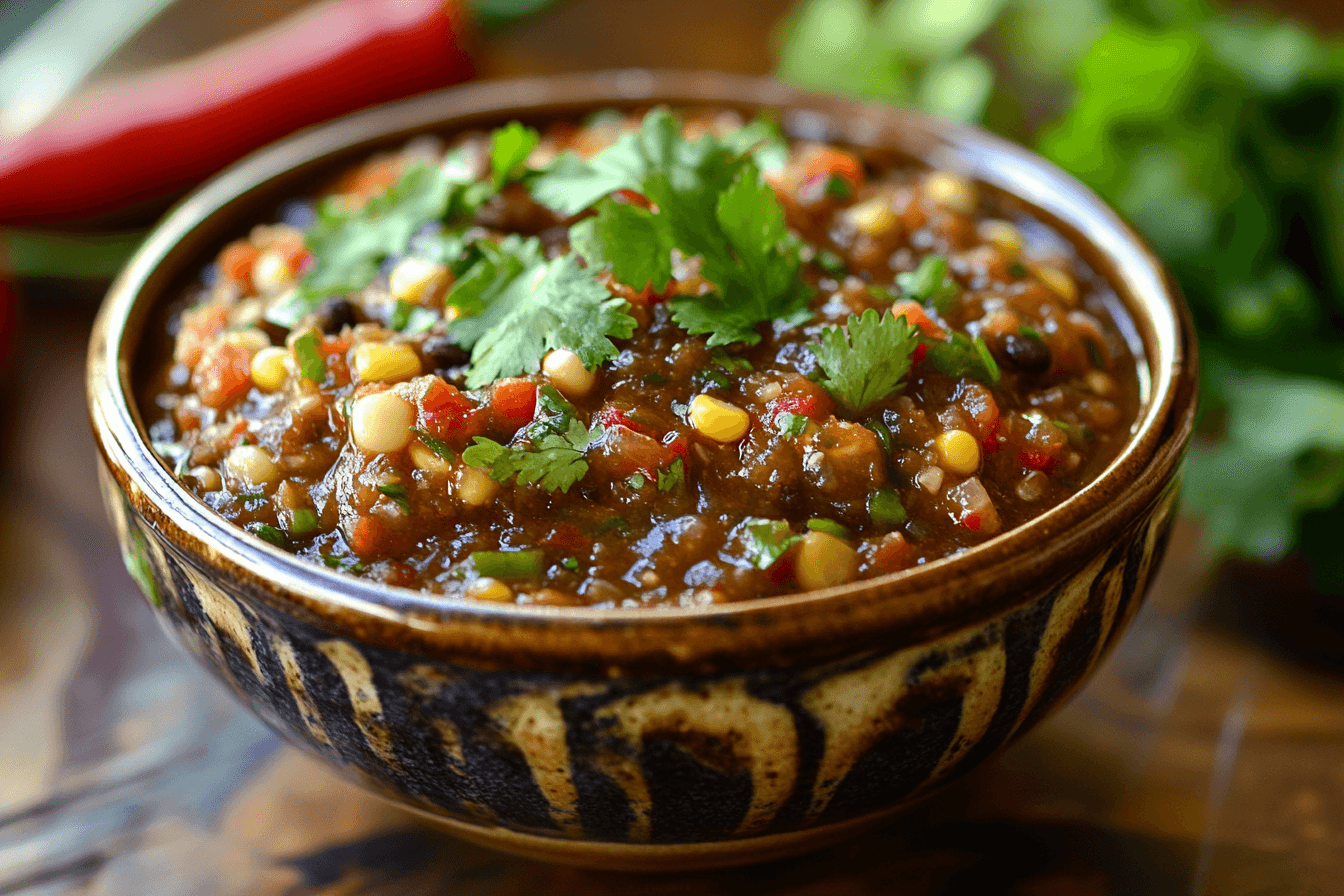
[
  {"xmin": 490, "ymin": 121, "xmax": 540, "ymax": 189},
  {"xmin": 742, "ymin": 518, "xmax": 801, "ymax": 569},
  {"xmin": 561, "ymin": 557, "xmax": 580, "ymax": 571},
  {"xmin": 462, "ymin": 418, "xmax": 603, "ymax": 493},
  {"xmin": 288, "ymin": 508, "xmax": 321, "ymax": 536},
  {"xmin": 534, "ymin": 109, "xmax": 812, "ymax": 347},
  {"xmin": 377, "ymin": 483, "xmax": 411, "ymax": 514},
  {"xmin": 775, "ymin": 412, "xmax": 808, "ymax": 438},
  {"xmin": 450, "ymin": 252, "xmax": 637, "ymax": 389},
  {"xmin": 815, "ymin": 249, "xmax": 848, "ymax": 278},
  {"xmin": 809, "ymin": 309, "xmax": 920, "ymax": 411},
  {"xmin": 389, "ymin": 300, "xmax": 438, "ymax": 335},
  {"xmin": 897, "ymin": 255, "xmax": 959, "ymax": 316},
  {"xmin": 593, "ymin": 517, "xmax": 631, "ymax": 537},
  {"xmin": 924, "ymin": 333, "xmax": 1002, "ymax": 385},
  {"xmin": 323, "ymin": 555, "xmax": 365, "ymax": 573},
  {"xmin": 627, "ymin": 472, "xmax": 647, "ymax": 490},
  {"xmin": 293, "ymin": 333, "xmax": 326, "ymax": 382},
  {"xmin": 657, "ymin": 458, "xmax": 686, "ymax": 492},
  {"xmin": 412, "ymin": 428, "xmax": 456, "ymax": 464},
  {"xmin": 152, "ymin": 441, "xmax": 191, "ymax": 477}
]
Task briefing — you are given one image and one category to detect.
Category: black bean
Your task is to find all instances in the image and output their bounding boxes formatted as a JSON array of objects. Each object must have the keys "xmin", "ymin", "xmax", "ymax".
[
  {"xmin": 314, "ymin": 296, "xmax": 357, "ymax": 335},
  {"xmin": 1003, "ymin": 333, "xmax": 1051, "ymax": 373},
  {"xmin": 421, "ymin": 334, "xmax": 470, "ymax": 371}
]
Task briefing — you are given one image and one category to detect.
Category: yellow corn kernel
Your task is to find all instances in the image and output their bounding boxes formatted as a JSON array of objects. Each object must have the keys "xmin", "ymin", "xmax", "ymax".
[
  {"xmin": 251, "ymin": 249, "xmax": 293, "ymax": 295},
  {"xmin": 187, "ymin": 465, "xmax": 222, "ymax": 492},
  {"xmin": 935, "ymin": 429, "xmax": 981, "ymax": 476},
  {"xmin": 409, "ymin": 441, "xmax": 452, "ymax": 475},
  {"xmin": 466, "ymin": 577, "xmax": 514, "ymax": 602},
  {"xmin": 250, "ymin": 346, "xmax": 289, "ymax": 391},
  {"xmin": 350, "ymin": 391, "xmax": 415, "ymax": 454},
  {"xmin": 542, "ymin": 348, "xmax": 598, "ymax": 399},
  {"xmin": 456, "ymin": 466, "xmax": 500, "ymax": 507},
  {"xmin": 688, "ymin": 394, "xmax": 750, "ymax": 443},
  {"xmin": 978, "ymin": 219, "xmax": 1023, "ymax": 258},
  {"xmin": 388, "ymin": 257, "xmax": 449, "ymax": 304},
  {"xmin": 353, "ymin": 342, "xmax": 422, "ymax": 383},
  {"xmin": 1031, "ymin": 263, "xmax": 1078, "ymax": 307},
  {"xmin": 923, "ymin": 171, "xmax": 978, "ymax": 215},
  {"xmin": 795, "ymin": 531, "xmax": 858, "ymax": 591},
  {"xmin": 224, "ymin": 328, "xmax": 271, "ymax": 354},
  {"xmin": 845, "ymin": 196, "xmax": 899, "ymax": 237}
]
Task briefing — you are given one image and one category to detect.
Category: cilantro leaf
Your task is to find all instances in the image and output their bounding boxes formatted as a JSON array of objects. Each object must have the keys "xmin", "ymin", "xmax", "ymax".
[
  {"xmin": 490, "ymin": 121, "xmax": 540, "ymax": 189},
  {"xmin": 897, "ymin": 255, "xmax": 960, "ymax": 315},
  {"xmin": 444, "ymin": 234, "xmax": 545, "ymax": 327},
  {"xmin": 657, "ymin": 458, "xmax": 686, "ymax": 492},
  {"xmin": 741, "ymin": 518, "xmax": 802, "ymax": 569},
  {"xmin": 456, "ymin": 253, "xmax": 637, "ymax": 389},
  {"xmin": 389, "ymin": 300, "xmax": 439, "ymax": 335},
  {"xmin": 462, "ymin": 418, "xmax": 604, "ymax": 493},
  {"xmin": 809, "ymin": 309, "xmax": 920, "ymax": 411},
  {"xmin": 377, "ymin": 483, "xmax": 411, "ymax": 515},
  {"xmin": 569, "ymin": 198, "xmax": 673, "ymax": 292},
  {"xmin": 412, "ymin": 428, "xmax": 456, "ymax": 464},
  {"xmin": 924, "ymin": 332, "xmax": 1002, "ymax": 384}
]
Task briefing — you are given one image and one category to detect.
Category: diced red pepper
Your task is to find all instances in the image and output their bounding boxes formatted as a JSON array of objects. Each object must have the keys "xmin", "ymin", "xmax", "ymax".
[
  {"xmin": 491, "ymin": 378, "xmax": 537, "ymax": 432},
  {"xmin": 912, "ymin": 342, "xmax": 929, "ymax": 366},
  {"xmin": 218, "ymin": 241, "xmax": 260, "ymax": 287},
  {"xmin": 764, "ymin": 551, "xmax": 796, "ymax": 587},
  {"xmin": 349, "ymin": 515, "xmax": 383, "ymax": 558},
  {"xmin": 767, "ymin": 386, "xmax": 834, "ymax": 425},
  {"xmin": 961, "ymin": 511, "xmax": 983, "ymax": 532},
  {"xmin": 597, "ymin": 405, "xmax": 661, "ymax": 439},
  {"xmin": 612, "ymin": 188, "xmax": 653, "ymax": 210},
  {"xmin": 663, "ymin": 434, "xmax": 690, "ymax": 463},
  {"xmin": 980, "ymin": 418, "xmax": 1002, "ymax": 455},
  {"xmin": 802, "ymin": 148, "xmax": 865, "ymax": 195},
  {"xmin": 1020, "ymin": 448, "xmax": 1060, "ymax": 474},
  {"xmin": 545, "ymin": 524, "xmax": 588, "ymax": 552},
  {"xmin": 891, "ymin": 300, "xmax": 947, "ymax": 339}
]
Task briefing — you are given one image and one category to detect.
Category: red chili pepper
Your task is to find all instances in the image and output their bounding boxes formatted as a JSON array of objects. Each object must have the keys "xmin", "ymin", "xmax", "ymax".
[
  {"xmin": 597, "ymin": 406, "xmax": 660, "ymax": 439},
  {"xmin": 0, "ymin": 0, "xmax": 476, "ymax": 225}
]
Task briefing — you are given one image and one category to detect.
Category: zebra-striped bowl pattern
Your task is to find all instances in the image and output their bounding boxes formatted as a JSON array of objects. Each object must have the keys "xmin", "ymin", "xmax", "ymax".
[{"xmin": 88, "ymin": 72, "xmax": 1197, "ymax": 871}]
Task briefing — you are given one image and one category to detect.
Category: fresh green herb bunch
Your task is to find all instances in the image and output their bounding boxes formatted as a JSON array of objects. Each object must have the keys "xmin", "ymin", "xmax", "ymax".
[{"xmin": 778, "ymin": 0, "xmax": 1344, "ymax": 593}]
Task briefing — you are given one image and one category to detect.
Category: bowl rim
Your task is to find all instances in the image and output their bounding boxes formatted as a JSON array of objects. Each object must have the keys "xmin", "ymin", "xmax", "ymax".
[{"xmin": 88, "ymin": 69, "xmax": 1198, "ymax": 673}]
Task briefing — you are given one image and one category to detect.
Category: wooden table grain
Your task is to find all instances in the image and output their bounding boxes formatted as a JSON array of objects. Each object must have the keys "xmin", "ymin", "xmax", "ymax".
[{"xmin": 3, "ymin": 2, "xmax": 1344, "ymax": 893}]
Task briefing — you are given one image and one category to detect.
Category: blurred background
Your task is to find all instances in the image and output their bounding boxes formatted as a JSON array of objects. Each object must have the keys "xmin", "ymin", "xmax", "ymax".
[{"xmin": 3, "ymin": 0, "xmax": 1344, "ymax": 893}]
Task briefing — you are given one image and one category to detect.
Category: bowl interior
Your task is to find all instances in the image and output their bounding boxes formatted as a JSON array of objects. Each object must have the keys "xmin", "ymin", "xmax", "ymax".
[{"xmin": 89, "ymin": 70, "xmax": 1196, "ymax": 672}]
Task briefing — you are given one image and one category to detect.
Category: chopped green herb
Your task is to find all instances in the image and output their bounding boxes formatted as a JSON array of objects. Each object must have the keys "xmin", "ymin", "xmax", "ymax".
[
  {"xmin": 641, "ymin": 372, "xmax": 669, "ymax": 386},
  {"xmin": 626, "ymin": 472, "xmax": 647, "ymax": 490},
  {"xmin": 815, "ymin": 249, "xmax": 848, "ymax": 278},
  {"xmin": 1019, "ymin": 323, "xmax": 1042, "ymax": 340},
  {"xmin": 867, "ymin": 419, "xmax": 894, "ymax": 455},
  {"xmin": 288, "ymin": 508, "xmax": 321, "ymax": 536},
  {"xmin": 569, "ymin": 197, "xmax": 673, "ymax": 293},
  {"xmin": 235, "ymin": 492, "xmax": 266, "ymax": 503},
  {"xmin": 247, "ymin": 522, "xmax": 287, "ymax": 547},
  {"xmin": 151, "ymin": 441, "xmax": 192, "ymax": 477},
  {"xmin": 807, "ymin": 518, "xmax": 850, "ymax": 539},
  {"xmin": 1007, "ymin": 261, "xmax": 1028, "ymax": 279},
  {"xmin": 490, "ymin": 121, "xmax": 540, "ymax": 189},
  {"xmin": 809, "ymin": 309, "xmax": 920, "ymax": 411},
  {"xmin": 377, "ymin": 483, "xmax": 411, "ymax": 514},
  {"xmin": 293, "ymin": 333, "xmax": 326, "ymax": 382},
  {"xmin": 412, "ymin": 428, "xmax": 456, "ymax": 464},
  {"xmin": 657, "ymin": 457, "xmax": 686, "ymax": 492},
  {"xmin": 742, "ymin": 518, "xmax": 802, "ymax": 569},
  {"xmin": 561, "ymin": 556, "xmax": 580, "ymax": 571},
  {"xmin": 775, "ymin": 412, "xmax": 809, "ymax": 438},
  {"xmin": 462, "ymin": 418, "xmax": 603, "ymax": 493},
  {"xmin": 824, "ymin": 173, "xmax": 853, "ymax": 200},
  {"xmin": 1054, "ymin": 420, "xmax": 1095, "ymax": 448},
  {"xmin": 389, "ymin": 299, "xmax": 438, "ymax": 335},
  {"xmin": 870, "ymin": 490, "xmax": 907, "ymax": 527},
  {"xmin": 896, "ymin": 255, "xmax": 959, "ymax": 316},
  {"xmin": 671, "ymin": 401, "xmax": 690, "ymax": 417},
  {"xmin": 698, "ymin": 368, "xmax": 732, "ymax": 390},
  {"xmin": 593, "ymin": 517, "xmax": 631, "ymax": 537},
  {"xmin": 924, "ymin": 333, "xmax": 1002, "ymax": 385},
  {"xmin": 712, "ymin": 349, "xmax": 753, "ymax": 372},
  {"xmin": 472, "ymin": 549, "xmax": 544, "ymax": 578},
  {"xmin": 323, "ymin": 555, "xmax": 342, "ymax": 568}
]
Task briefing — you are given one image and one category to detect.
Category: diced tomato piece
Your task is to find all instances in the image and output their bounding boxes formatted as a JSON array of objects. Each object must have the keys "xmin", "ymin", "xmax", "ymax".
[
  {"xmin": 891, "ymin": 299, "xmax": 947, "ymax": 339},
  {"xmin": 491, "ymin": 378, "xmax": 537, "ymax": 431},
  {"xmin": 961, "ymin": 511, "xmax": 983, "ymax": 532},
  {"xmin": 173, "ymin": 304, "xmax": 228, "ymax": 368},
  {"xmin": 191, "ymin": 341, "xmax": 254, "ymax": 409},
  {"xmin": 418, "ymin": 379, "xmax": 478, "ymax": 441},
  {"xmin": 597, "ymin": 405, "xmax": 660, "ymax": 439},
  {"xmin": 764, "ymin": 551, "xmax": 796, "ymax": 587},
  {"xmin": 662, "ymin": 434, "xmax": 689, "ymax": 463},
  {"xmin": 980, "ymin": 418, "xmax": 1002, "ymax": 455},
  {"xmin": 349, "ymin": 515, "xmax": 383, "ymax": 557},
  {"xmin": 767, "ymin": 382, "xmax": 834, "ymax": 424},
  {"xmin": 218, "ymin": 241, "xmax": 260, "ymax": 287},
  {"xmin": 911, "ymin": 342, "xmax": 929, "ymax": 366},
  {"xmin": 1020, "ymin": 448, "xmax": 1060, "ymax": 474},
  {"xmin": 872, "ymin": 533, "xmax": 914, "ymax": 573},
  {"xmin": 803, "ymin": 148, "xmax": 865, "ymax": 194},
  {"xmin": 545, "ymin": 524, "xmax": 588, "ymax": 552}
]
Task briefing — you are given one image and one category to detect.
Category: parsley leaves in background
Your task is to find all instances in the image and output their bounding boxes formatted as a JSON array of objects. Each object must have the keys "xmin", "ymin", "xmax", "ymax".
[
  {"xmin": 777, "ymin": 0, "xmax": 1344, "ymax": 592},
  {"xmin": 810, "ymin": 309, "xmax": 920, "ymax": 411}
]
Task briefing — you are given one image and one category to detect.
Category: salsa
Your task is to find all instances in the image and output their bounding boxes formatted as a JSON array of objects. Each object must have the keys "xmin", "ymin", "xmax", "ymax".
[{"xmin": 142, "ymin": 108, "xmax": 1141, "ymax": 608}]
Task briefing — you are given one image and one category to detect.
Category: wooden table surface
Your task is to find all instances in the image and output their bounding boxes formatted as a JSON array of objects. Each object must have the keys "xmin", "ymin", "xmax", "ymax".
[{"xmin": 3, "ymin": 2, "xmax": 1344, "ymax": 893}]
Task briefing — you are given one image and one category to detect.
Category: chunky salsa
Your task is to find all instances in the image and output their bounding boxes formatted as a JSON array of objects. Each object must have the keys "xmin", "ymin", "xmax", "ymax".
[{"xmin": 143, "ymin": 109, "xmax": 1141, "ymax": 608}]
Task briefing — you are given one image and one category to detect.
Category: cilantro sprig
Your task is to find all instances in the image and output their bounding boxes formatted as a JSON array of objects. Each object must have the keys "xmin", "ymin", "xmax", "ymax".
[
  {"xmin": 809, "ymin": 309, "xmax": 920, "ymax": 412},
  {"xmin": 462, "ymin": 418, "xmax": 604, "ymax": 493},
  {"xmin": 897, "ymin": 255, "xmax": 960, "ymax": 316},
  {"xmin": 741, "ymin": 518, "xmax": 802, "ymax": 569}
]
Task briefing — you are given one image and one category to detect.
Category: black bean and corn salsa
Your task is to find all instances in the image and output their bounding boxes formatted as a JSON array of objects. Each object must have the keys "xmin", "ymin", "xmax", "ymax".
[{"xmin": 143, "ymin": 108, "xmax": 1141, "ymax": 608}]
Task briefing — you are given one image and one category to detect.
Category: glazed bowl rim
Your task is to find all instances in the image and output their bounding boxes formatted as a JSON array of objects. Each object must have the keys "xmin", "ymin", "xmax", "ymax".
[{"xmin": 88, "ymin": 69, "xmax": 1196, "ymax": 671}]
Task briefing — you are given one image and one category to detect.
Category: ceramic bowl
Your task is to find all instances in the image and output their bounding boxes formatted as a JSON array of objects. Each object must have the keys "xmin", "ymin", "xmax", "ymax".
[{"xmin": 87, "ymin": 70, "xmax": 1197, "ymax": 871}]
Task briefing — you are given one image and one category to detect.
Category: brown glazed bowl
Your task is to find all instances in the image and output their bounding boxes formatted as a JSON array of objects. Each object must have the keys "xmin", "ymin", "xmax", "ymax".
[{"xmin": 88, "ymin": 71, "xmax": 1196, "ymax": 871}]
